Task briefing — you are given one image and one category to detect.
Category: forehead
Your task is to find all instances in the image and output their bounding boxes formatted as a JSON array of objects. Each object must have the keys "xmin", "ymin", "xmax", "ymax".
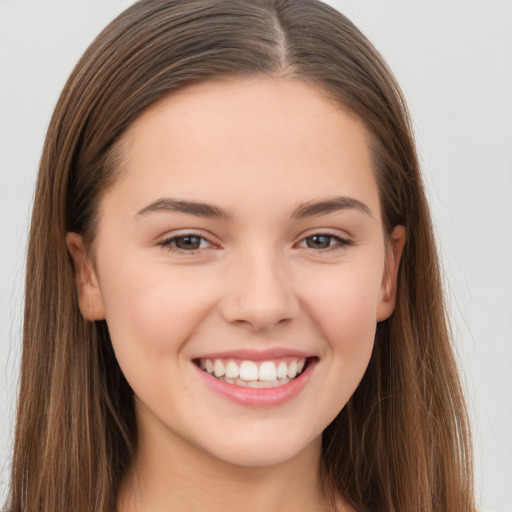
[{"xmin": 107, "ymin": 78, "xmax": 380, "ymax": 220}]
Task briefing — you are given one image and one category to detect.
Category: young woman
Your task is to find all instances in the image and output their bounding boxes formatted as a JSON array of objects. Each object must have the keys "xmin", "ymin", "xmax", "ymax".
[{"xmin": 7, "ymin": 1, "xmax": 476, "ymax": 511}]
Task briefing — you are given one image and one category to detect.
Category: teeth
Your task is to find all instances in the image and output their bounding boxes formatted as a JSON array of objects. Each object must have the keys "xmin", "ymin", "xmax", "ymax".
[
  {"xmin": 213, "ymin": 359, "xmax": 225, "ymax": 377},
  {"xmin": 287, "ymin": 360, "xmax": 298, "ymax": 379},
  {"xmin": 198, "ymin": 357, "xmax": 308, "ymax": 386},
  {"xmin": 276, "ymin": 361, "xmax": 288, "ymax": 379},
  {"xmin": 225, "ymin": 360, "xmax": 239, "ymax": 378},
  {"xmin": 217, "ymin": 376, "xmax": 292, "ymax": 388},
  {"xmin": 259, "ymin": 361, "xmax": 277, "ymax": 381},
  {"xmin": 239, "ymin": 361, "xmax": 259, "ymax": 381}
]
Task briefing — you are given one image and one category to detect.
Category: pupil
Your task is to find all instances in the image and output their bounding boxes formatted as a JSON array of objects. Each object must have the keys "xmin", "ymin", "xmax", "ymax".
[
  {"xmin": 176, "ymin": 236, "xmax": 201, "ymax": 250},
  {"xmin": 307, "ymin": 235, "xmax": 331, "ymax": 249}
]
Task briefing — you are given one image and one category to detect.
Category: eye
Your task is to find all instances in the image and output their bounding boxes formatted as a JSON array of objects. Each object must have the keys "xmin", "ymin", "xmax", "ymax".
[
  {"xmin": 298, "ymin": 233, "xmax": 352, "ymax": 251},
  {"xmin": 159, "ymin": 233, "xmax": 214, "ymax": 252}
]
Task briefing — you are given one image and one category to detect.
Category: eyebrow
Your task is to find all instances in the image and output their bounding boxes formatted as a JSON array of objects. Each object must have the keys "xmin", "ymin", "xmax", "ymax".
[
  {"xmin": 291, "ymin": 196, "xmax": 373, "ymax": 219},
  {"xmin": 135, "ymin": 195, "xmax": 372, "ymax": 220},
  {"xmin": 136, "ymin": 198, "xmax": 232, "ymax": 219}
]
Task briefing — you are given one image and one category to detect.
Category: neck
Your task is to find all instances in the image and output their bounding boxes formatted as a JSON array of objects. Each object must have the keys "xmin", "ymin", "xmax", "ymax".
[{"xmin": 117, "ymin": 417, "xmax": 333, "ymax": 512}]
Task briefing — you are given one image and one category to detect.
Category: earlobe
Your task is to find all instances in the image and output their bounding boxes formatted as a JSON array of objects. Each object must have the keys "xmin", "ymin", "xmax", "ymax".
[
  {"xmin": 376, "ymin": 225, "xmax": 406, "ymax": 322},
  {"xmin": 66, "ymin": 232, "xmax": 106, "ymax": 321}
]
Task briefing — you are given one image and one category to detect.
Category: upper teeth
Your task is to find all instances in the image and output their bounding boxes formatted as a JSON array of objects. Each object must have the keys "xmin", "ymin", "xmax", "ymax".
[{"xmin": 199, "ymin": 358, "xmax": 306, "ymax": 381}]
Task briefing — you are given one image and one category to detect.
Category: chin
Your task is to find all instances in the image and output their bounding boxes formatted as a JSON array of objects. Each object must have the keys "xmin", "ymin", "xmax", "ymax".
[{"xmin": 197, "ymin": 427, "xmax": 321, "ymax": 468}]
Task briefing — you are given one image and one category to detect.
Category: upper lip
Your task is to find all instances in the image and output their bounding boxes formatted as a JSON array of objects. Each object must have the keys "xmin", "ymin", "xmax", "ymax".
[{"xmin": 193, "ymin": 348, "xmax": 316, "ymax": 361}]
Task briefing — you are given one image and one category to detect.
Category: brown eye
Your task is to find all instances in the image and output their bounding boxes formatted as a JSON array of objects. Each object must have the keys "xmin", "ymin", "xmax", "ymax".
[
  {"xmin": 174, "ymin": 235, "xmax": 202, "ymax": 250},
  {"xmin": 298, "ymin": 233, "xmax": 352, "ymax": 251},
  {"xmin": 160, "ymin": 234, "xmax": 212, "ymax": 252},
  {"xmin": 305, "ymin": 235, "xmax": 335, "ymax": 249}
]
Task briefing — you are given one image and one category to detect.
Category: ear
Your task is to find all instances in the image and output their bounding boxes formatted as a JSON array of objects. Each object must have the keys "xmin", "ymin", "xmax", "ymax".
[
  {"xmin": 376, "ymin": 225, "xmax": 406, "ymax": 322},
  {"xmin": 66, "ymin": 232, "xmax": 106, "ymax": 321}
]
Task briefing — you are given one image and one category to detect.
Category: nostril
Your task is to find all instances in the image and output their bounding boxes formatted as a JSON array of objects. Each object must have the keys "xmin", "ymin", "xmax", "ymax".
[{"xmin": 218, "ymin": 271, "xmax": 300, "ymax": 330}]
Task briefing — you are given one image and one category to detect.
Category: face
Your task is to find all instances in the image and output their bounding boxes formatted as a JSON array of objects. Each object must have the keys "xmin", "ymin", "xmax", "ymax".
[{"xmin": 68, "ymin": 78, "xmax": 404, "ymax": 469}]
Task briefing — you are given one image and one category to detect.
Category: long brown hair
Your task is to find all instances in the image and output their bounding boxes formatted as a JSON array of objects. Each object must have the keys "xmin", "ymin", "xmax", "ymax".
[{"xmin": 8, "ymin": 1, "xmax": 475, "ymax": 510}]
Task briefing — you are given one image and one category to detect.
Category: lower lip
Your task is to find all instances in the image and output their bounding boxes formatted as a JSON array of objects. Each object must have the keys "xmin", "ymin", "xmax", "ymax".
[{"xmin": 194, "ymin": 359, "xmax": 316, "ymax": 408}]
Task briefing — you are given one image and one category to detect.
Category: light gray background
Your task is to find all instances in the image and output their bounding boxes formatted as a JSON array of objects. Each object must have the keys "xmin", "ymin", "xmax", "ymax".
[{"xmin": 1, "ymin": 1, "xmax": 511, "ymax": 510}]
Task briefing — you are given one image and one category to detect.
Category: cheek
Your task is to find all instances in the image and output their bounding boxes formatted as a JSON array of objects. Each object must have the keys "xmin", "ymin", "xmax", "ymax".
[
  {"xmin": 307, "ymin": 262, "xmax": 382, "ymax": 335},
  {"xmin": 300, "ymin": 260, "xmax": 383, "ymax": 372},
  {"xmin": 98, "ymin": 257, "xmax": 217, "ymax": 359},
  {"xmin": 303, "ymin": 264, "xmax": 382, "ymax": 415},
  {"xmin": 97, "ymin": 260, "xmax": 220, "ymax": 412}
]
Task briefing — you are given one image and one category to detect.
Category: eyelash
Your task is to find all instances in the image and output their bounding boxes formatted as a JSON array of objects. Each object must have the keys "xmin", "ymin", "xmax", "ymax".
[
  {"xmin": 158, "ymin": 232, "xmax": 216, "ymax": 253},
  {"xmin": 296, "ymin": 232, "xmax": 353, "ymax": 252},
  {"xmin": 158, "ymin": 232, "xmax": 353, "ymax": 254}
]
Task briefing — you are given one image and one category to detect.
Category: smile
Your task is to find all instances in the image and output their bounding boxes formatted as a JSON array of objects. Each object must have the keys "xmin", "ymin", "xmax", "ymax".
[{"xmin": 196, "ymin": 357, "xmax": 308, "ymax": 388}]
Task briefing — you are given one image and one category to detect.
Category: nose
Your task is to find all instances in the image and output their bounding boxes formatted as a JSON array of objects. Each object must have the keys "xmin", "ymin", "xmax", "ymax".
[{"xmin": 219, "ymin": 248, "xmax": 299, "ymax": 331}]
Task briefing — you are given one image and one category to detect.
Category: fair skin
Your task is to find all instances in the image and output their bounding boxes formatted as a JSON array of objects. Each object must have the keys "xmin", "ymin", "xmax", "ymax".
[{"xmin": 67, "ymin": 78, "xmax": 405, "ymax": 512}]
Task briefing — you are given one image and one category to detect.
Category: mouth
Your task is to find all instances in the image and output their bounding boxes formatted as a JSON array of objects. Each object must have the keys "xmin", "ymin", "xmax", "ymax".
[{"xmin": 193, "ymin": 356, "xmax": 314, "ymax": 389}]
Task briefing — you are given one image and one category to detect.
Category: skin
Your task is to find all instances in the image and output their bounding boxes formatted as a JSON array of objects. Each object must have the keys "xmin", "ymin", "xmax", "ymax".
[{"xmin": 67, "ymin": 78, "xmax": 405, "ymax": 512}]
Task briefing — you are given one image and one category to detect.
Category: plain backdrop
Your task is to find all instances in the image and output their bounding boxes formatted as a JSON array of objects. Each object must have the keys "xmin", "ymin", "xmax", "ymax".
[{"xmin": 1, "ymin": 1, "xmax": 511, "ymax": 510}]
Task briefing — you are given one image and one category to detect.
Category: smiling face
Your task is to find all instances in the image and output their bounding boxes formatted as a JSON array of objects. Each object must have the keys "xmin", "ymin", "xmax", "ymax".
[{"xmin": 67, "ymin": 78, "xmax": 404, "ymax": 470}]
